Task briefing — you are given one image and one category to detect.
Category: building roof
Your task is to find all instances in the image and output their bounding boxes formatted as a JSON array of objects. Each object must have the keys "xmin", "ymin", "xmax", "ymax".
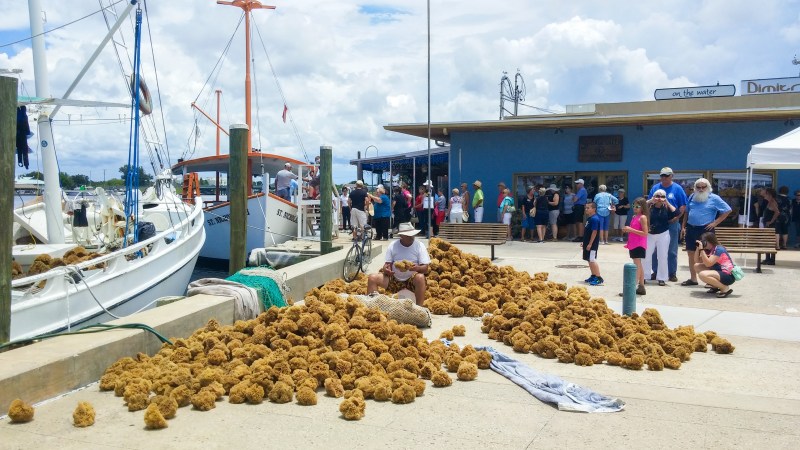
[
  {"xmin": 384, "ymin": 93, "xmax": 800, "ymax": 143},
  {"xmin": 349, "ymin": 147, "xmax": 449, "ymax": 172}
]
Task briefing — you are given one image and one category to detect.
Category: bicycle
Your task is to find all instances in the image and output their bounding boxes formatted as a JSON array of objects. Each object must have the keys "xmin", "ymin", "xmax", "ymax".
[{"xmin": 342, "ymin": 225, "xmax": 373, "ymax": 282}]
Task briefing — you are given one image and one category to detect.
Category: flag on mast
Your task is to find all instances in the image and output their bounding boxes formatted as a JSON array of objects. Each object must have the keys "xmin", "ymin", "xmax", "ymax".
[{"xmin": 282, "ymin": 104, "xmax": 288, "ymax": 123}]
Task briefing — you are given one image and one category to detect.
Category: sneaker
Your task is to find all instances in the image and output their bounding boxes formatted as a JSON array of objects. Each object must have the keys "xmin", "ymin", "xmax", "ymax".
[
  {"xmin": 669, "ymin": 275, "xmax": 678, "ymax": 282},
  {"xmin": 658, "ymin": 280, "xmax": 666, "ymax": 286},
  {"xmin": 636, "ymin": 285, "xmax": 646, "ymax": 295},
  {"xmin": 589, "ymin": 277, "xmax": 604, "ymax": 286},
  {"xmin": 572, "ymin": 237, "xmax": 583, "ymax": 242},
  {"xmin": 585, "ymin": 275, "xmax": 597, "ymax": 283},
  {"xmin": 650, "ymin": 273, "xmax": 656, "ymax": 281}
]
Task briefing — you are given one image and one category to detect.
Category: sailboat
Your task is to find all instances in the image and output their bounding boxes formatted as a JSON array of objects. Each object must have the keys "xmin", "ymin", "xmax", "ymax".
[
  {"xmin": 8, "ymin": 0, "xmax": 205, "ymax": 341},
  {"xmin": 171, "ymin": 0, "xmax": 312, "ymax": 266}
]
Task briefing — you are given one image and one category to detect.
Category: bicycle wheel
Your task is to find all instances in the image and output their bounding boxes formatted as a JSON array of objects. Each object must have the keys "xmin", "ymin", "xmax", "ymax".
[
  {"xmin": 342, "ymin": 245, "xmax": 362, "ymax": 282},
  {"xmin": 362, "ymin": 235, "xmax": 373, "ymax": 267}
]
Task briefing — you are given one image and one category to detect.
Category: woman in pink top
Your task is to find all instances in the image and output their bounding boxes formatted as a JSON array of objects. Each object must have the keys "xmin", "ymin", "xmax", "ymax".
[{"xmin": 623, "ymin": 197, "xmax": 649, "ymax": 295}]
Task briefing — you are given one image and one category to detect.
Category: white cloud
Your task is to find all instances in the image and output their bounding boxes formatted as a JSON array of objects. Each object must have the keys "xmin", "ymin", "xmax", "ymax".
[{"xmin": 2, "ymin": 1, "xmax": 799, "ymax": 183}]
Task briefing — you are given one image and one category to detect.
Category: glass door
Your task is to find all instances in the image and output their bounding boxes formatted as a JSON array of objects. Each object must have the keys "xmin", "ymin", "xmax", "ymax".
[{"xmin": 574, "ymin": 171, "xmax": 628, "ymax": 200}]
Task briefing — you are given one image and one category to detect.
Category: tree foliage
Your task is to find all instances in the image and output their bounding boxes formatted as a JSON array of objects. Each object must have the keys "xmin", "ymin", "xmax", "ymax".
[{"xmin": 118, "ymin": 165, "xmax": 153, "ymax": 186}]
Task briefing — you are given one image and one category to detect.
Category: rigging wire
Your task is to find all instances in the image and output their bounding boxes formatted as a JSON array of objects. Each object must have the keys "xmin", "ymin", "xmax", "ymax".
[
  {"xmin": 182, "ymin": 13, "xmax": 244, "ymax": 161},
  {"xmin": 251, "ymin": 18, "xmax": 308, "ymax": 162},
  {"xmin": 143, "ymin": 0, "xmax": 169, "ymax": 169},
  {"xmin": 0, "ymin": 0, "xmax": 126, "ymax": 48}
]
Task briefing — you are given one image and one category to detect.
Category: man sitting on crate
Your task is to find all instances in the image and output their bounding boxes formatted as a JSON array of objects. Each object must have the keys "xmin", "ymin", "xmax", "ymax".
[{"xmin": 367, "ymin": 222, "xmax": 430, "ymax": 307}]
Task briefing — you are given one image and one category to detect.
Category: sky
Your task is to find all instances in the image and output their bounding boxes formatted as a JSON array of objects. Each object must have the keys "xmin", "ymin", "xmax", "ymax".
[{"xmin": 2, "ymin": 0, "xmax": 800, "ymax": 185}]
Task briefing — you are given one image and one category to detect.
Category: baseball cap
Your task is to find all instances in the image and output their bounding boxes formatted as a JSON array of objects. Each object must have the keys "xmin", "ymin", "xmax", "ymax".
[
  {"xmin": 575, "ymin": 179, "xmax": 585, "ymax": 184},
  {"xmin": 660, "ymin": 167, "xmax": 674, "ymax": 176}
]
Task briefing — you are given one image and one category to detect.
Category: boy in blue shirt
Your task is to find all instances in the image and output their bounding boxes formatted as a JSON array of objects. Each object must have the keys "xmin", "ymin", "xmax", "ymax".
[{"xmin": 582, "ymin": 202, "xmax": 604, "ymax": 285}]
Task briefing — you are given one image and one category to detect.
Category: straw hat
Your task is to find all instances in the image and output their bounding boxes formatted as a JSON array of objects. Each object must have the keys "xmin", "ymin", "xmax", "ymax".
[
  {"xmin": 396, "ymin": 222, "xmax": 421, "ymax": 237},
  {"xmin": 473, "ymin": 180, "xmax": 482, "ymax": 188}
]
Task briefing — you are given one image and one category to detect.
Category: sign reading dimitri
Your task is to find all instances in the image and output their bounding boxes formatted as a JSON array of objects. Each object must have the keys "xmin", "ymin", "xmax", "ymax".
[
  {"xmin": 578, "ymin": 135, "xmax": 623, "ymax": 162},
  {"xmin": 741, "ymin": 77, "xmax": 800, "ymax": 95}
]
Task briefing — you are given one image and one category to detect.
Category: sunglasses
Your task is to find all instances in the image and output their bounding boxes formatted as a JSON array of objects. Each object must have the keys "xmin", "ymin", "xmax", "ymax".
[
  {"xmin": 654, "ymin": 195, "xmax": 666, "ymax": 198},
  {"xmin": 660, "ymin": 174, "xmax": 672, "ymax": 177},
  {"xmin": 633, "ymin": 205, "xmax": 642, "ymax": 208}
]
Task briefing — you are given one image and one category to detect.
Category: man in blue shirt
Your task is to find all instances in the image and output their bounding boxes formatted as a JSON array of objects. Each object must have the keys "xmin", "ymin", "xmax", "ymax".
[
  {"xmin": 648, "ymin": 167, "xmax": 688, "ymax": 282},
  {"xmin": 572, "ymin": 179, "xmax": 588, "ymax": 242},
  {"xmin": 680, "ymin": 177, "xmax": 732, "ymax": 286}
]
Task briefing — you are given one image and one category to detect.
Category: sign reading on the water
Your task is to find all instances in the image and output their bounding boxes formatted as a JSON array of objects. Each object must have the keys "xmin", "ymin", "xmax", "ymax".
[
  {"xmin": 578, "ymin": 135, "xmax": 622, "ymax": 162},
  {"xmin": 654, "ymin": 85, "xmax": 735, "ymax": 100},
  {"xmin": 741, "ymin": 77, "xmax": 800, "ymax": 95}
]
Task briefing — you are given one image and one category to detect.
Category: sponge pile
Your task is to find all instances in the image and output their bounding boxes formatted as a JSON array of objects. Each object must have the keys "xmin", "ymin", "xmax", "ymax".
[
  {"xmin": 318, "ymin": 238, "xmax": 734, "ymax": 371},
  {"xmin": 99, "ymin": 293, "xmax": 490, "ymax": 422}
]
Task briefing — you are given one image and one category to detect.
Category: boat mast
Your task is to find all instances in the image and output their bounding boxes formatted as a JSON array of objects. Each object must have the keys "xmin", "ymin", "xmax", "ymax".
[
  {"xmin": 217, "ymin": 0, "xmax": 275, "ymax": 154},
  {"xmin": 28, "ymin": 0, "xmax": 64, "ymax": 244}
]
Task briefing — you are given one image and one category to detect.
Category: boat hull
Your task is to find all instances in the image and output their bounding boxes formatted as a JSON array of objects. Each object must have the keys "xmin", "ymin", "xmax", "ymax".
[
  {"xmin": 199, "ymin": 193, "xmax": 298, "ymax": 263},
  {"xmin": 10, "ymin": 195, "xmax": 206, "ymax": 342}
]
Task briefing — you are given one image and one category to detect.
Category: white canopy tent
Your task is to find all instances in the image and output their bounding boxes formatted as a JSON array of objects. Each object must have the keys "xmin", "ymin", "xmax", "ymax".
[{"xmin": 744, "ymin": 126, "xmax": 800, "ymax": 220}]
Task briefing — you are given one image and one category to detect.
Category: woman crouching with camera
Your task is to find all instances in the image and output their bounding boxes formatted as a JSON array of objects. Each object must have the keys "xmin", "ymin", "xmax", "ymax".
[{"xmin": 693, "ymin": 232, "xmax": 735, "ymax": 298}]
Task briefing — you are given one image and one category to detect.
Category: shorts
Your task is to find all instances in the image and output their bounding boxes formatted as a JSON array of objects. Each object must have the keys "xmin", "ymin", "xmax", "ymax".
[
  {"xmin": 548, "ymin": 210, "xmax": 559, "ymax": 226},
  {"xmin": 387, "ymin": 275, "xmax": 418, "ymax": 292},
  {"xmin": 628, "ymin": 247, "xmax": 646, "ymax": 259},
  {"xmin": 522, "ymin": 216, "xmax": 536, "ymax": 229},
  {"xmin": 562, "ymin": 210, "xmax": 575, "ymax": 225},
  {"xmin": 535, "ymin": 210, "xmax": 549, "ymax": 226},
  {"xmin": 582, "ymin": 249, "xmax": 598, "ymax": 262},
  {"xmin": 351, "ymin": 208, "xmax": 368, "ymax": 230},
  {"xmin": 502, "ymin": 212, "xmax": 512, "ymax": 225},
  {"xmin": 598, "ymin": 214, "xmax": 611, "ymax": 231},
  {"xmin": 613, "ymin": 214, "xmax": 628, "ymax": 229},
  {"xmin": 685, "ymin": 224, "xmax": 709, "ymax": 251},
  {"xmin": 716, "ymin": 270, "xmax": 735, "ymax": 286},
  {"xmin": 573, "ymin": 204, "xmax": 586, "ymax": 223}
]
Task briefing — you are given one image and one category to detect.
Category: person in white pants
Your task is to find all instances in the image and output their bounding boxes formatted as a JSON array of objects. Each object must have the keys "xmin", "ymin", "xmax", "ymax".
[{"xmin": 643, "ymin": 189, "xmax": 678, "ymax": 286}]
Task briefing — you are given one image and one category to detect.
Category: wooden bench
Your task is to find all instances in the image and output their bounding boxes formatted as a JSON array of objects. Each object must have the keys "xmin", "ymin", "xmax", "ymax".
[
  {"xmin": 713, "ymin": 227, "xmax": 777, "ymax": 273},
  {"xmin": 437, "ymin": 223, "xmax": 508, "ymax": 260}
]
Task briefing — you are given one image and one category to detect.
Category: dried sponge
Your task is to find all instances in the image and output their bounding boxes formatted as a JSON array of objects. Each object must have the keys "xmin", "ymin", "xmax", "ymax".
[
  {"xmin": 144, "ymin": 403, "xmax": 168, "ymax": 429},
  {"xmin": 339, "ymin": 392, "xmax": 366, "ymax": 420},
  {"xmin": 8, "ymin": 399, "xmax": 35, "ymax": 423},
  {"xmin": 324, "ymin": 378, "xmax": 345, "ymax": 398},
  {"xmin": 72, "ymin": 401, "xmax": 95, "ymax": 427},
  {"xmin": 710, "ymin": 337, "xmax": 735, "ymax": 354},
  {"xmin": 439, "ymin": 329, "xmax": 455, "ymax": 340},
  {"xmin": 394, "ymin": 260, "xmax": 414, "ymax": 272},
  {"xmin": 452, "ymin": 325, "xmax": 466, "ymax": 336},
  {"xmin": 149, "ymin": 395, "xmax": 178, "ymax": 419},
  {"xmin": 431, "ymin": 370, "xmax": 452, "ymax": 387},
  {"xmin": 456, "ymin": 362, "xmax": 478, "ymax": 381},
  {"xmin": 190, "ymin": 389, "xmax": 217, "ymax": 411},
  {"xmin": 390, "ymin": 383, "xmax": 416, "ymax": 404},
  {"xmin": 269, "ymin": 381, "xmax": 294, "ymax": 404},
  {"xmin": 296, "ymin": 386, "xmax": 318, "ymax": 406}
]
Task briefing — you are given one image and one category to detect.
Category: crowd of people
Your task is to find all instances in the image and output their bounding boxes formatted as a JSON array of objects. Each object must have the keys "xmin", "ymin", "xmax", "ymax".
[{"xmin": 342, "ymin": 167, "xmax": 800, "ymax": 303}]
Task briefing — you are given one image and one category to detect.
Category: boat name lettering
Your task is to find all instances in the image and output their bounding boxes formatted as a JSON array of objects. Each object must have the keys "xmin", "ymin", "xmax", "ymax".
[
  {"xmin": 207, "ymin": 209, "xmax": 250, "ymax": 226},
  {"xmin": 275, "ymin": 208, "xmax": 298, "ymax": 223}
]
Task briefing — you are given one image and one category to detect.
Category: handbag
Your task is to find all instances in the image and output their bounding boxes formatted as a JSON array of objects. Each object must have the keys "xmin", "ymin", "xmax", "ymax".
[
  {"xmin": 507, "ymin": 206, "xmax": 516, "ymax": 213},
  {"xmin": 731, "ymin": 264, "xmax": 744, "ymax": 281},
  {"xmin": 462, "ymin": 211, "xmax": 469, "ymax": 221}
]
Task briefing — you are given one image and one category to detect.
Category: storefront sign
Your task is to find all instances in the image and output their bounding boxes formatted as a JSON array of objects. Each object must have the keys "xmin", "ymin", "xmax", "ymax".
[
  {"xmin": 578, "ymin": 135, "xmax": 622, "ymax": 162},
  {"xmin": 654, "ymin": 85, "xmax": 735, "ymax": 100},
  {"xmin": 741, "ymin": 77, "xmax": 800, "ymax": 95}
]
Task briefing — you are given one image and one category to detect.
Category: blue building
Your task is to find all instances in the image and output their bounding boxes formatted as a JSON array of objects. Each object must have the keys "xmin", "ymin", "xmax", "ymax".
[{"xmin": 386, "ymin": 92, "xmax": 800, "ymax": 229}]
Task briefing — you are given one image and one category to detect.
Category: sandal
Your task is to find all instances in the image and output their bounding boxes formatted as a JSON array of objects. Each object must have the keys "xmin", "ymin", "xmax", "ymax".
[
  {"xmin": 706, "ymin": 287, "xmax": 720, "ymax": 294},
  {"xmin": 716, "ymin": 289, "xmax": 733, "ymax": 298},
  {"xmin": 658, "ymin": 280, "xmax": 666, "ymax": 286},
  {"xmin": 680, "ymin": 279, "xmax": 699, "ymax": 286}
]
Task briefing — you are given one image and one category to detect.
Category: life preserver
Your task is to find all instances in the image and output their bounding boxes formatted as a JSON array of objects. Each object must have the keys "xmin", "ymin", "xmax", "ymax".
[{"xmin": 130, "ymin": 76, "xmax": 153, "ymax": 115}]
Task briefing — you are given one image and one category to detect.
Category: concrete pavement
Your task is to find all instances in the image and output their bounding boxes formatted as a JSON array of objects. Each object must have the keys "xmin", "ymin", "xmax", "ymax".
[{"xmin": 2, "ymin": 237, "xmax": 799, "ymax": 449}]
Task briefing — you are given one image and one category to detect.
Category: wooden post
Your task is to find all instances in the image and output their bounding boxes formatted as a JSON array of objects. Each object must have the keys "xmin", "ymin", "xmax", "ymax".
[
  {"xmin": 320, "ymin": 146, "xmax": 333, "ymax": 254},
  {"xmin": 0, "ymin": 76, "xmax": 18, "ymax": 343},
  {"xmin": 228, "ymin": 124, "xmax": 249, "ymax": 274}
]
